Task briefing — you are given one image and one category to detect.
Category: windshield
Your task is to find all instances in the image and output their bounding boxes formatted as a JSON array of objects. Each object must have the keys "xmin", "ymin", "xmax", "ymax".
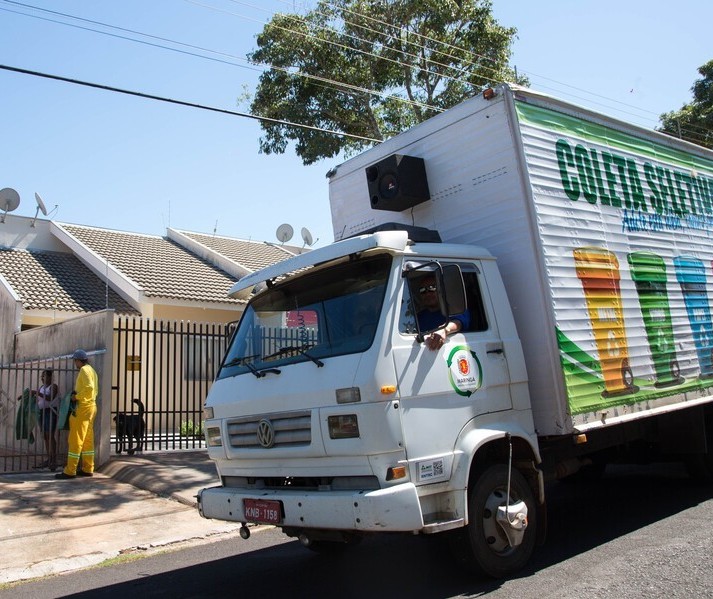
[{"xmin": 217, "ymin": 254, "xmax": 392, "ymax": 379}]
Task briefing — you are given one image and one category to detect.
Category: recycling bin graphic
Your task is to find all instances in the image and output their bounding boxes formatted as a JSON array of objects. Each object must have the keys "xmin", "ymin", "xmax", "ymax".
[
  {"xmin": 674, "ymin": 256, "xmax": 713, "ymax": 378},
  {"xmin": 574, "ymin": 247, "xmax": 638, "ymax": 397},
  {"xmin": 627, "ymin": 252, "xmax": 683, "ymax": 388}
]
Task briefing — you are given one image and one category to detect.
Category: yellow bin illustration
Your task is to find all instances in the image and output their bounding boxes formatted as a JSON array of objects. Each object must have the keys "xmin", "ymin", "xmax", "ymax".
[{"xmin": 574, "ymin": 247, "xmax": 639, "ymax": 397}]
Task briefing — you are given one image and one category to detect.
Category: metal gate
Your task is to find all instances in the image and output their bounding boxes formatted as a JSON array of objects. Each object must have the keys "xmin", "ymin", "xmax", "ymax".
[
  {"xmin": 0, "ymin": 356, "xmax": 75, "ymax": 473},
  {"xmin": 112, "ymin": 318, "xmax": 235, "ymax": 452}
]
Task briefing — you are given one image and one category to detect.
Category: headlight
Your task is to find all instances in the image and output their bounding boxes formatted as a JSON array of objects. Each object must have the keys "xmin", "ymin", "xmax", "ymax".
[
  {"xmin": 336, "ymin": 387, "xmax": 361, "ymax": 404},
  {"xmin": 205, "ymin": 426, "xmax": 222, "ymax": 447},
  {"xmin": 328, "ymin": 414, "xmax": 359, "ymax": 439}
]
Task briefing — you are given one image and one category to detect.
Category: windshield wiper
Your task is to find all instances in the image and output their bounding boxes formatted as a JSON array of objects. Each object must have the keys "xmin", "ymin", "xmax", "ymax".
[
  {"xmin": 223, "ymin": 355, "xmax": 281, "ymax": 378},
  {"xmin": 223, "ymin": 354, "xmax": 259, "ymax": 368},
  {"xmin": 301, "ymin": 347, "xmax": 324, "ymax": 368},
  {"xmin": 264, "ymin": 344, "xmax": 324, "ymax": 368}
]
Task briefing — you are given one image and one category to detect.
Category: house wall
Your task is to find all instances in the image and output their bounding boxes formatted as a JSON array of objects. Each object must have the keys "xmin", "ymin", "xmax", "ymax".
[
  {"xmin": 0, "ymin": 215, "xmax": 67, "ymax": 252},
  {"xmin": 150, "ymin": 304, "xmax": 242, "ymax": 324},
  {"xmin": 0, "ymin": 273, "xmax": 22, "ymax": 360},
  {"xmin": 14, "ymin": 310, "xmax": 115, "ymax": 467}
]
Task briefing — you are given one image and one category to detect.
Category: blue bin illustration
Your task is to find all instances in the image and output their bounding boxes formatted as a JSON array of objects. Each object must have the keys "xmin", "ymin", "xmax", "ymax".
[{"xmin": 674, "ymin": 256, "xmax": 713, "ymax": 378}]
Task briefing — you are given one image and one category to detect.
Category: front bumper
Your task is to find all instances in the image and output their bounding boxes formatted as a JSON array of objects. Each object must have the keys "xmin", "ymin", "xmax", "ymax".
[{"xmin": 197, "ymin": 483, "xmax": 425, "ymax": 532}]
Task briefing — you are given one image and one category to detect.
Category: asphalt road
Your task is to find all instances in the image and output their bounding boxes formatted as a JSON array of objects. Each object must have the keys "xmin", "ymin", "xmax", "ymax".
[{"xmin": 3, "ymin": 463, "xmax": 713, "ymax": 599}]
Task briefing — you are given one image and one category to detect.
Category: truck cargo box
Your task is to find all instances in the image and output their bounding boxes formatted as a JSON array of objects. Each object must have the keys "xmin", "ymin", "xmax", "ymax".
[{"xmin": 328, "ymin": 84, "xmax": 713, "ymax": 437}]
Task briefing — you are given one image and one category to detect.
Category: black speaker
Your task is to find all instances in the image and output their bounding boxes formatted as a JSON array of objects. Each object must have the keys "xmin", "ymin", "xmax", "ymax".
[{"xmin": 365, "ymin": 154, "xmax": 431, "ymax": 212}]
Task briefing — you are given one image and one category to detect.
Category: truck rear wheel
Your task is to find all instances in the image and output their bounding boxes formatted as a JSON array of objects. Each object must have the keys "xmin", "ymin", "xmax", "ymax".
[{"xmin": 450, "ymin": 464, "xmax": 537, "ymax": 578}]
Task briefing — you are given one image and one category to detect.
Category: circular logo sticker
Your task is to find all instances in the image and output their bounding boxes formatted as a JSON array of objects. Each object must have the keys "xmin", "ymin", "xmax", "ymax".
[{"xmin": 446, "ymin": 345, "xmax": 482, "ymax": 397}]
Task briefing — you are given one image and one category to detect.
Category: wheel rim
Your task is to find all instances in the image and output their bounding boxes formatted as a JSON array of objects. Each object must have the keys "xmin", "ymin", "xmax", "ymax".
[{"xmin": 481, "ymin": 487, "xmax": 516, "ymax": 556}]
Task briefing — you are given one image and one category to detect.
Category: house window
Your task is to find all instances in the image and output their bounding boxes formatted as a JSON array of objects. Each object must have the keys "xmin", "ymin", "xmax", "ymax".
[{"xmin": 184, "ymin": 335, "xmax": 225, "ymax": 381}]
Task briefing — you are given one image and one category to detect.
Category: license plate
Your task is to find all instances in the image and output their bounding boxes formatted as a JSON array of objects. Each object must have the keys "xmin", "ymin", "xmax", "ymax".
[{"xmin": 243, "ymin": 498, "xmax": 282, "ymax": 524}]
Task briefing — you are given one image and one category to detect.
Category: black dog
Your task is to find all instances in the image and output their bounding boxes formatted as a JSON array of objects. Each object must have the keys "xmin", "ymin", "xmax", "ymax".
[{"xmin": 114, "ymin": 399, "xmax": 146, "ymax": 455}]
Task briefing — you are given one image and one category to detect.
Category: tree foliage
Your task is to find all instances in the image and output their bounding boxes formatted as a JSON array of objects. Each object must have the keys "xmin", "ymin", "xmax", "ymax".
[
  {"xmin": 658, "ymin": 60, "xmax": 713, "ymax": 149},
  {"xmin": 247, "ymin": 0, "xmax": 525, "ymax": 165}
]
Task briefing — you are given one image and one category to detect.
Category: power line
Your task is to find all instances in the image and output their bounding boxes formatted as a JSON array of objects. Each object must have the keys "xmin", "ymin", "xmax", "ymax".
[
  {"xmin": 230, "ymin": 0, "xmax": 510, "ymax": 88},
  {"xmin": 3, "ymin": 0, "xmax": 711, "ymax": 143},
  {"xmin": 217, "ymin": 0, "xmax": 685, "ymax": 129},
  {"xmin": 256, "ymin": 0, "xmax": 519, "ymax": 90},
  {"xmin": 0, "ymin": 63, "xmax": 382, "ymax": 143},
  {"xmin": 2, "ymin": 0, "xmax": 443, "ymax": 114}
]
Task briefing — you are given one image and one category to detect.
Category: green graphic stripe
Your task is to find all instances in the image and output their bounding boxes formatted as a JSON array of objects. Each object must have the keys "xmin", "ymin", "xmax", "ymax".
[
  {"xmin": 556, "ymin": 328, "xmax": 601, "ymax": 375},
  {"xmin": 515, "ymin": 101, "xmax": 713, "ymax": 173},
  {"xmin": 561, "ymin": 356, "xmax": 602, "ymax": 389}
]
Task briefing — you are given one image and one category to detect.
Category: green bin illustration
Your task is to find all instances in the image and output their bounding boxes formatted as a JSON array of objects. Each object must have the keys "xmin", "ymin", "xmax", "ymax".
[
  {"xmin": 574, "ymin": 247, "xmax": 639, "ymax": 397},
  {"xmin": 627, "ymin": 252, "xmax": 683, "ymax": 387}
]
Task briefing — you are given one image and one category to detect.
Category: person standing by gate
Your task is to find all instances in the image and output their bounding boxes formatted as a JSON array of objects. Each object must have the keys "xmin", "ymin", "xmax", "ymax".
[
  {"xmin": 33, "ymin": 369, "xmax": 59, "ymax": 471},
  {"xmin": 56, "ymin": 349, "xmax": 98, "ymax": 479}
]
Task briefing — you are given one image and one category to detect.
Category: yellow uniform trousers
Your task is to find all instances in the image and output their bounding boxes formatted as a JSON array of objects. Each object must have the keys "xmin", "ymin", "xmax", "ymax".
[{"xmin": 64, "ymin": 401, "xmax": 97, "ymax": 476}]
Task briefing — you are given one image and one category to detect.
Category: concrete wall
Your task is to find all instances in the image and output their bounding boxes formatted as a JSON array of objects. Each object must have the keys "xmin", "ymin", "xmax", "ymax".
[{"xmin": 14, "ymin": 310, "xmax": 115, "ymax": 467}]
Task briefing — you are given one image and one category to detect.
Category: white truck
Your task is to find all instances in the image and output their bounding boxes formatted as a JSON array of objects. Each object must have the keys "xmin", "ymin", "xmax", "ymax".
[{"xmin": 198, "ymin": 83, "xmax": 713, "ymax": 577}]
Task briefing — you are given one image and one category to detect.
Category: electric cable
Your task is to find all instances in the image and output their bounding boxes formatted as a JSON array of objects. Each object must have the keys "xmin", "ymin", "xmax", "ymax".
[{"xmin": 0, "ymin": 63, "xmax": 382, "ymax": 143}]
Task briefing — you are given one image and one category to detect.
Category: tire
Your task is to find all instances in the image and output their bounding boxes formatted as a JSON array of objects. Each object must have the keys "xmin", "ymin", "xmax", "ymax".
[{"xmin": 450, "ymin": 464, "xmax": 537, "ymax": 579}]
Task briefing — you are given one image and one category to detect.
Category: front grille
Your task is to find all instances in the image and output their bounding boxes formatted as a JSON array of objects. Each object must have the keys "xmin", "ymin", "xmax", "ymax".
[{"xmin": 227, "ymin": 410, "xmax": 311, "ymax": 448}]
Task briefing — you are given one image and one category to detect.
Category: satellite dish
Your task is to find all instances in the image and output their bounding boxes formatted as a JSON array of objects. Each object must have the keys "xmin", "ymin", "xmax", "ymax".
[
  {"xmin": 30, "ymin": 192, "xmax": 48, "ymax": 228},
  {"xmin": 35, "ymin": 192, "xmax": 48, "ymax": 215},
  {"xmin": 301, "ymin": 227, "xmax": 314, "ymax": 247},
  {"xmin": 0, "ymin": 188, "xmax": 20, "ymax": 223},
  {"xmin": 276, "ymin": 223, "xmax": 294, "ymax": 244}
]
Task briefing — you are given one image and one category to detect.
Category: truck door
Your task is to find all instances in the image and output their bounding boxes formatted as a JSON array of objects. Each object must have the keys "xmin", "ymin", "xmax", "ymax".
[{"xmin": 391, "ymin": 261, "xmax": 513, "ymax": 477}]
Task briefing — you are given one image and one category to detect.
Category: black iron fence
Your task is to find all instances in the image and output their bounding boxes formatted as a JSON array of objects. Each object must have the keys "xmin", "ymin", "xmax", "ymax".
[
  {"xmin": 0, "ymin": 356, "xmax": 76, "ymax": 473},
  {"xmin": 111, "ymin": 318, "xmax": 235, "ymax": 452},
  {"xmin": 0, "ymin": 318, "xmax": 237, "ymax": 473}
]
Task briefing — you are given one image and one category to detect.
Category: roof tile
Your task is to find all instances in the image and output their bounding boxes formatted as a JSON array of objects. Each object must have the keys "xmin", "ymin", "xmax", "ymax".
[
  {"xmin": 0, "ymin": 248, "xmax": 140, "ymax": 315},
  {"xmin": 60, "ymin": 224, "xmax": 242, "ymax": 305}
]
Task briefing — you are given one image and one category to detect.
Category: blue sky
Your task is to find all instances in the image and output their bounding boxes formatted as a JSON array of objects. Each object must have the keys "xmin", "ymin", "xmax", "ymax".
[{"xmin": 1, "ymin": 0, "xmax": 710, "ymax": 248}]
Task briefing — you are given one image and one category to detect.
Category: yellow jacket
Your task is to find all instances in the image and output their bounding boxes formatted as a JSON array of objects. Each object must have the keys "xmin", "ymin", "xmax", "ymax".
[{"xmin": 74, "ymin": 364, "xmax": 99, "ymax": 405}]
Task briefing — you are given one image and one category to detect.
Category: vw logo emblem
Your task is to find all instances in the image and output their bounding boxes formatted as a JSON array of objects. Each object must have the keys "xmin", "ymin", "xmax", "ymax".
[{"xmin": 256, "ymin": 419, "xmax": 275, "ymax": 448}]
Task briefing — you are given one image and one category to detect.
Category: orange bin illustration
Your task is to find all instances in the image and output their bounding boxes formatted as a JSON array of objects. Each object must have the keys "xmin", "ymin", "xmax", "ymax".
[{"xmin": 574, "ymin": 247, "xmax": 639, "ymax": 397}]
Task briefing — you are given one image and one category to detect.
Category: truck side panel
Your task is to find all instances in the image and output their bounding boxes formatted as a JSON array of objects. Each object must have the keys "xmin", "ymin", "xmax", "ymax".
[{"xmin": 515, "ymin": 97, "xmax": 713, "ymax": 432}]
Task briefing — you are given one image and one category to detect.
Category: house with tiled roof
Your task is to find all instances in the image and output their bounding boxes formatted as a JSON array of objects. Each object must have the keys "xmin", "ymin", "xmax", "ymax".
[{"xmin": 0, "ymin": 215, "xmax": 301, "ymax": 332}]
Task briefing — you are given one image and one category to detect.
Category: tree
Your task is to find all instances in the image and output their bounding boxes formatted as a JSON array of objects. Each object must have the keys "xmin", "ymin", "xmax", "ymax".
[
  {"xmin": 658, "ymin": 60, "xmax": 713, "ymax": 149},
  {"xmin": 247, "ymin": 0, "xmax": 525, "ymax": 165}
]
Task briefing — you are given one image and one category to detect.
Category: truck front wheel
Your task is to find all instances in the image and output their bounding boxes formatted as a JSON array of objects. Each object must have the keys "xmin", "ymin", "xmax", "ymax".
[{"xmin": 450, "ymin": 464, "xmax": 537, "ymax": 578}]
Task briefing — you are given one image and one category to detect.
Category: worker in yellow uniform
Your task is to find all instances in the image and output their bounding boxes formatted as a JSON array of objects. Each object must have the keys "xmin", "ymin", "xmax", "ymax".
[{"xmin": 56, "ymin": 349, "xmax": 99, "ymax": 479}]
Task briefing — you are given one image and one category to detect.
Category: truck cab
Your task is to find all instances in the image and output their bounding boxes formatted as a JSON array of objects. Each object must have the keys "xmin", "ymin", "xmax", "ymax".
[{"xmin": 199, "ymin": 227, "xmax": 542, "ymax": 578}]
